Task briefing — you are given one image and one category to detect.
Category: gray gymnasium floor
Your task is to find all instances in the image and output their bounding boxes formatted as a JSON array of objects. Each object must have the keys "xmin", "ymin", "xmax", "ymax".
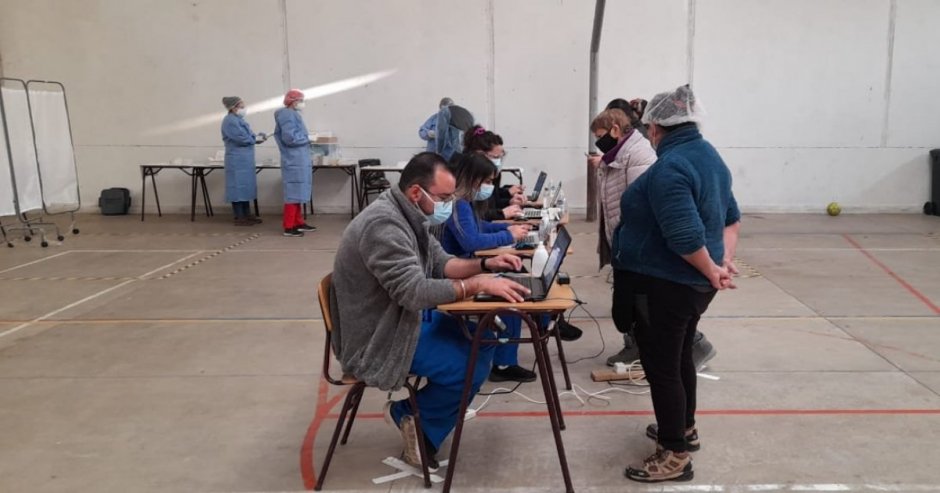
[{"xmin": 1, "ymin": 212, "xmax": 939, "ymax": 493}]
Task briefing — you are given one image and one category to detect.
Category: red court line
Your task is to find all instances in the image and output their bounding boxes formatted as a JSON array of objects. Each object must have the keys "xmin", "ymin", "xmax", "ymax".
[
  {"xmin": 843, "ymin": 234, "xmax": 940, "ymax": 315},
  {"xmin": 330, "ymin": 408, "xmax": 940, "ymax": 420},
  {"xmin": 300, "ymin": 379, "xmax": 348, "ymax": 490}
]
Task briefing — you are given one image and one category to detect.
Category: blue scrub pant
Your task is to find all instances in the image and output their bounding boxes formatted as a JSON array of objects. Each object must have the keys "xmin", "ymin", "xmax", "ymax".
[
  {"xmin": 389, "ymin": 310, "xmax": 495, "ymax": 449},
  {"xmin": 492, "ymin": 314, "xmax": 554, "ymax": 368},
  {"xmin": 493, "ymin": 315, "xmax": 522, "ymax": 367}
]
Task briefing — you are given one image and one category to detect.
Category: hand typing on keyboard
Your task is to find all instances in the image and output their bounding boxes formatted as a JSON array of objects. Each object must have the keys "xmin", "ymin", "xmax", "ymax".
[
  {"xmin": 508, "ymin": 224, "xmax": 532, "ymax": 242},
  {"xmin": 469, "ymin": 275, "xmax": 530, "ymax": 303}
]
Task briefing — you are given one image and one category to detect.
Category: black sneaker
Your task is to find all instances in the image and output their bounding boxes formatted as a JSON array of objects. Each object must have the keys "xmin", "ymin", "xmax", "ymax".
[
  {"xmin": 645, "ymin": 423, "xmax": 701, "ymax": 452},
  {"xmin": 556, "ymin": 319, "xmax": 583, "ymax": 341},
  {"xmin": 606, "ymin": 344, "xmax": 641, "ymax": 367},
  {"xmin": 489, "ymin": 365, "xmax": 537, "ymax": 383},
  {"xmin": 282, "ymin": 228, "xmax": 304, "ymax": 237},
  {"xmin": 691, "ymin": 333, "xmax": 716, "ymax": 371},
  {"xmin": 296, "ymin": 223, "xmax": 317, "ymax": 232}
]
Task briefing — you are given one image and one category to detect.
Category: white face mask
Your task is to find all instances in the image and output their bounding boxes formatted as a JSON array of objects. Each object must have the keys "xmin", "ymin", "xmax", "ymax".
[
  {"xmin": 294, "ymin": 101, "xmax": 306, "ymax": 111},
  {"xmin": 236, "ymin": 108, "xmax": 247, "ymax": 117}
]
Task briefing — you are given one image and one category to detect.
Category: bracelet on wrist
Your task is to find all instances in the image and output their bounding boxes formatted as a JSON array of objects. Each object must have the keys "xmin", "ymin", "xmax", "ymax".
[{"xmin": 480, "ymin": 257, "xmax": 491, "ymax": 273}]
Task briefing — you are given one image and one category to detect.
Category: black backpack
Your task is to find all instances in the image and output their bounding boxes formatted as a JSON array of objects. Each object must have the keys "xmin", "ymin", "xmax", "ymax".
[{"xmin": 98, "ymin": 188, "xmax": 131, "ymax": 215}]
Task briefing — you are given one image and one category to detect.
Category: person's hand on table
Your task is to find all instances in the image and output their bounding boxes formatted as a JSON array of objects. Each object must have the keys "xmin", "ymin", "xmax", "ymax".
[
  {"xmin": 507, "ymin": 224, "xmax": 531, "ymax": 241},
  {"xmin": 502, "ymin": 204, "xmax": 522, "ymax": 218},
  {"xmin": 484, "ymin": 254, "xmax": 524, "ymax": 272},
  {"xmin": 474, "ymin": 275, "xmax": 530, "ymax": 303},
  {"xmin": 510, "ymin": 193, "xmax": 525, "ymax": 206}
]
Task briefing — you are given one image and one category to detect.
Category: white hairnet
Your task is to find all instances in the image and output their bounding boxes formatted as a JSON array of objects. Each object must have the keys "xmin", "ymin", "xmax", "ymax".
[{"xmin": 641, "ymin": 84, "xmax": 705, "ymax": 126}]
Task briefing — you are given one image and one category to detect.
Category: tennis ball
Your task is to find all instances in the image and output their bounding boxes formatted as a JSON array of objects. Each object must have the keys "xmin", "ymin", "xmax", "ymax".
[{"xmin": 826, "ymin": 202, "xmax": 841, "ymax": 216}]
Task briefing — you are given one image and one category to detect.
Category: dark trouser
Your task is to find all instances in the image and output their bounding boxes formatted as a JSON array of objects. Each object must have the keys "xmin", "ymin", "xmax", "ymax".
[
  {"xmin": 231, "ymin": 201, "xmax": 250, "ymax": 219},
  {"xmin": 614, "ymin": 271, "xmax": 710, "ymax": 353},
  {"xmin": 614, "ymin": 269, "xmax": 716, "ymax": 452}
]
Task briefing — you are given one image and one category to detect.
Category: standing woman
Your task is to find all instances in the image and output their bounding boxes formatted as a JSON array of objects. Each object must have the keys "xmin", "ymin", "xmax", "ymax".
[
  {"xmin": 221, "ymin": 96, "xmax": 264, "ymax": 226},
  {"xmin": 613, "ymin": 85, "xmax": 740, "ymax": 483},
  {"xmin": 273, "ymin": 89, "xmax": 316, "ymax": 237},
  {"xmin": 587, "ymin": 107, "xmax": 656, "ymax": 365}
]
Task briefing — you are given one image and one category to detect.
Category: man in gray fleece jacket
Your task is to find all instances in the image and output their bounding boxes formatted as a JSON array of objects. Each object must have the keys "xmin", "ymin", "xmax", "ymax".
[{"xmin": 330, "ymin": 152, "xmax": 528, "ymax": 467}]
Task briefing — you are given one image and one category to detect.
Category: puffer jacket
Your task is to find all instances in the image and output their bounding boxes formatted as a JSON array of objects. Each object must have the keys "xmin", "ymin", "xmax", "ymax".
[{"xmin": 597, "ymin": 130, "xmax": 657, "ymax": 268}]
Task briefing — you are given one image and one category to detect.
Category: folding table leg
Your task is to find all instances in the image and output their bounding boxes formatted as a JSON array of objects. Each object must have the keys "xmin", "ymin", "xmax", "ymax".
[
  {"xmin": 554, "ymin": 328, "xmax": 573, "ymax": 390},
  {"xmin": 531, "ymin": 325, "xmax": 574, "ymax": 493},
  {"xmin": 539, "ymin": 333, "xmax": 566, "ymax": 430},
  {"xmin": 441, "ymin": 322, "xmax": 484, "ymax": 493},
  {"xmin": 190, "ymin": 172, "xmax": 197, "ymax": 222},
  {"xmin": 141, "ymin": 168, "xmax": 147, "ymax": 221},
  {"xmin": 151, "ymin": 171, "xmax": 162, "ymax": 217}
]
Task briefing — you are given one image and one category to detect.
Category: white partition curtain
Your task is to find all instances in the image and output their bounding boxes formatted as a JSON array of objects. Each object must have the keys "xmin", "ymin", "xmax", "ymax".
[
  {"xmin": 27, "ymin": 81, "xmax": 80, "ymax": 214},
  {"xmin": 0, "ymin": 105, "xmax": 17, "ymax": 216},
  {"xmin": 0, "ymin": 80, "xmax": 43, "ymax": 214}
]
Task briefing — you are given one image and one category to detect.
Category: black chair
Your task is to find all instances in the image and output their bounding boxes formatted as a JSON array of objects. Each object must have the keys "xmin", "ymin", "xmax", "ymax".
[{"xmin": 358, "ymin": 159, "xmax": 390, "ymax": 209}]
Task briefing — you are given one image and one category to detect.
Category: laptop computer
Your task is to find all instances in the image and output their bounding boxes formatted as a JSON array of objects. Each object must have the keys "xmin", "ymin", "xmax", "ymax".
[
  {"xmin": 476, "ymin": 226, "xmax": 572, "ymax": 302},
  {"xmin": 526, "ymin": 172, "xmax": 548, "ymax": 202},
  {"xmin": 520, "ymin": 182, "xmax": 562, "ymax": 218}
]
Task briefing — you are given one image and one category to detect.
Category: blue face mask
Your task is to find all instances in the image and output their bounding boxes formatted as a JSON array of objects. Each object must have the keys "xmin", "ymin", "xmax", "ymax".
[
  {"xmin": 489, "ymin": 157, "xmax": 502, "ymax": 172},
  {"xmin": 474, "ymin": 183, "xmax": 494, "ymax": 201},
  {"xmin": 420, "ymin": 188, "xmax": 453, "ymax": 225}
]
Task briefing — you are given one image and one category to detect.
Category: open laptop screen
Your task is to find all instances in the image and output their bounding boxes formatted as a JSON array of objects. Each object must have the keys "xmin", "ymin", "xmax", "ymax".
[
  {"xmin": 540, "ymin": 226, "xmax": 571, "ymax": 288},
  {"xmin": 528, "ymin": 172, "xmax": 547, "ymax": 201}
]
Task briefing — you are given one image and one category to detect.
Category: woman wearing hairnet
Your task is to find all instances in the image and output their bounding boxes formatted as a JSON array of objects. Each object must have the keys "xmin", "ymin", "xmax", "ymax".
[
  {"xmin": 593, "ymin": 101, "xmax": 718, "ymax": 372},
  {"xmin": 273, "ymin": 89, "xmax": 316, "ymax": 237},
  {"xmin": 221, "ymin": 96, "xmax": 264, "ymax": 226},
  {"xmin": 611, "ymin": 85, "xmax": 740, "ymax": 483}
]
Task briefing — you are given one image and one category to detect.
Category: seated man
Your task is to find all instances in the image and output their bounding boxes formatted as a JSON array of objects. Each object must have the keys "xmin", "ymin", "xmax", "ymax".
[{"xmin": 330, "ymin": 151, "xmax": 529, "ymax": 468}]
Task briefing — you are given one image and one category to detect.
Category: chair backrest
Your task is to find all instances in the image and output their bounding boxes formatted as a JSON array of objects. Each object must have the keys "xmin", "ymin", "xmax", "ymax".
[
  {"xmin": 318, "ymin": 272, "xmax": 352, "ymax": 385},
  {"xmin": 318, "ymin": 272, "xmax": 334, "ymax": 333}
]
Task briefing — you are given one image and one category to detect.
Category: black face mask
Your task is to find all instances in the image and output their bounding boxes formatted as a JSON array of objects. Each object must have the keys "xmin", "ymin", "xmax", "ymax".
[{"xmin": 595, "ymin": 132, "xmax": 618, "ymax": 153}]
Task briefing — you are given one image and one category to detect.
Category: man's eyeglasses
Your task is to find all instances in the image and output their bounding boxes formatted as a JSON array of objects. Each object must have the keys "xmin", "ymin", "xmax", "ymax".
[{"xmin": 420, "ymin": 187, "xmax": 456, "ymax": 203}]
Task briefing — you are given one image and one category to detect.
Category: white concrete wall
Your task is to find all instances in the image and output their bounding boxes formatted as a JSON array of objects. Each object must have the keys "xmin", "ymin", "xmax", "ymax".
[{"xmin": 0, "ymin": 0, "xmax": 936, "ymax": 214}]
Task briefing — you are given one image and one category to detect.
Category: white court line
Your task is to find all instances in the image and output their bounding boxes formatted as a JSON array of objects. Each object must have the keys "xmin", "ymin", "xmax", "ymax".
[
  {"xmin": 0, "ymin": 251, "xmax": 71, "ymax": 274},
  {"xmin": 0, "ymin": 251, "xmax": 204, "ymax": 340},
  {"xmin": 64, "ymin": 250, "xmax": 207, "ymax": 253},
  {"xmin": 219, "ymin": 485, "xmax": 940, "ymax": 493},
  {"xmin": 745, "ymin": 247, "xmax": 940, "ymax": 252},
  {"xmin": 652, "ymin": 485, "xmax": 940, "ymax": 492}
]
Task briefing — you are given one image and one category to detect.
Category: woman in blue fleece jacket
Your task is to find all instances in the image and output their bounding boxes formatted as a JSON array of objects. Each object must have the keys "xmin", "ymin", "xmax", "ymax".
[
  {"xmin": 612, "ymin": 86, "xmax": 741, "ymax": 483},
  {"xmin": 442, "ymin": 154, "xmax": 530, "ymax": 257},
  {"xmin": 442, "ymin": 153, "xmax": 535, "ymax": 383}
]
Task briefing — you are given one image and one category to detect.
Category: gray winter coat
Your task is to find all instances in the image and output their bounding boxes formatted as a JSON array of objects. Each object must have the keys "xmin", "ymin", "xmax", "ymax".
[{"xmin": 329, "ymin": 188, "xmax": 457, "ymax": 390}]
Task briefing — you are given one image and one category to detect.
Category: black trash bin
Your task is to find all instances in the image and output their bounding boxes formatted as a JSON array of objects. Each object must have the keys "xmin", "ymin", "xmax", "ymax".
[{"xmin": 927, "ymin": 150, "xmax": 940, "ymax": 216}]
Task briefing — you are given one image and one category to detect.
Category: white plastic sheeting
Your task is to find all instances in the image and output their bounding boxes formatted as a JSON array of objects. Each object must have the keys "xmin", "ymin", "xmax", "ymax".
[
  {"xmin": 27, "ymin": 83, "xmax": 80, "ymax": 213},
  {"xmin": 0, "ymin": 81, "xmax": 42, "ymax": 214},
  {"xmin": 0, "ymin": 110, "xmax": 16, "ymax": 216}
]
